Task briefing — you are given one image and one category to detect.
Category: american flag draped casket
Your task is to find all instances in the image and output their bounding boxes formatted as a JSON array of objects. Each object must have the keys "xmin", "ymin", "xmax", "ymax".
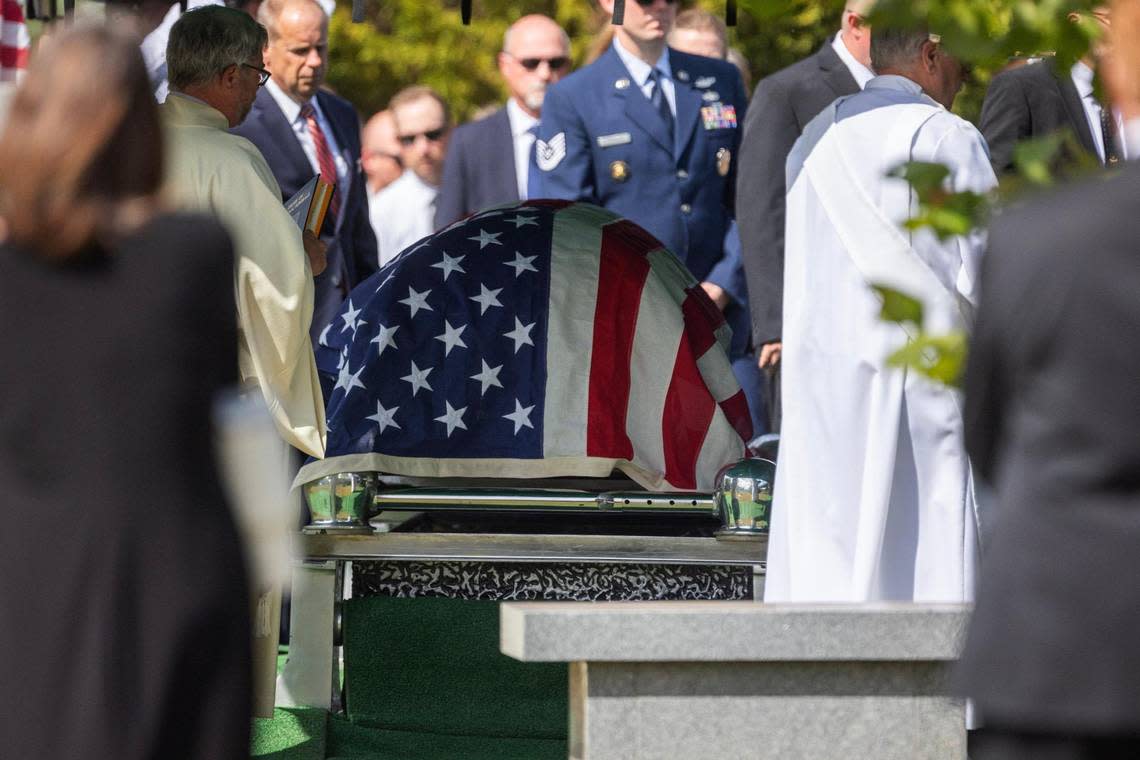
[{"xmin": 295, "ymin": 200, "xmax": 752, "ymax": 492}]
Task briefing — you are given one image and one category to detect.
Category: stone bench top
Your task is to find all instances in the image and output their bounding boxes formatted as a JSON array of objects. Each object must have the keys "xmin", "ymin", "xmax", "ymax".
[{"xmin": 501, "ymin": 602, "xmax": 971, "ymax": 663}]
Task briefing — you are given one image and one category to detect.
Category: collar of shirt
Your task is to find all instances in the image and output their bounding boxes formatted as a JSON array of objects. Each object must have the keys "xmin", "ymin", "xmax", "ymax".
[
  {"xmin": 611, "ymin": 38, "xmax": 675, "ymax": 116},
  {"xmin": 506, "ymin": 97, "xmax": 539, "ymax": 138},
  {"xmin": 266, "ymin": 77, "xmax": 307, "ymax": 124},
  {"xmin": 1071, "ymin": 60, "xmax": 1095, "ymax": 100},
  {"xmin": 265, "ymin": 78, "xmax": 348, "ymax": 184},
  {"xmin": 865, "ymin": 74, "xmax": 926, "ymax": 98},
  {"xmin": 831, "ymin": 30, "xmax": 875, "ymax": 89}
]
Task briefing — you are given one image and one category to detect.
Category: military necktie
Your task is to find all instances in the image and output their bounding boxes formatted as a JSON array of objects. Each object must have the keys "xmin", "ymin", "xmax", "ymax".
[
  {"xmin": 1100, "ymin": 104, "xmax": 1121, "ymax": 166},
  {"xmin": 648, "ymin": 69, "xmax": 674, "ymax": 144}
]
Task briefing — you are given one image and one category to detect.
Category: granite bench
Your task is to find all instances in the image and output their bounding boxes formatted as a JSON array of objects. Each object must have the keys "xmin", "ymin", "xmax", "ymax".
[{"xmin": 500, "ymin": 601, "xmax": 971, "ymax": 760}]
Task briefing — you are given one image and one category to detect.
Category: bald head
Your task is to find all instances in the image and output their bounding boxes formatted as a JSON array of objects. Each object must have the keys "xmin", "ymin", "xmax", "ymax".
[
  {"xmin": 499, "ymin": 14, "xmax": 571, "ymax": 117},
  {"xmin": 260, "ymin": 0, "xmax": 328, "ymax": 102},
  {"xmin": 362, "ymin": 110, "xmax": 403, "ymax": 193}
]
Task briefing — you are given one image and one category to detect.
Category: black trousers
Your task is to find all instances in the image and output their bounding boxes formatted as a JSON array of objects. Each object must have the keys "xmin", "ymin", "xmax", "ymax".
[{"xmin": 971, "ymin": 727, "xmax": 1140, "ymax": 760}]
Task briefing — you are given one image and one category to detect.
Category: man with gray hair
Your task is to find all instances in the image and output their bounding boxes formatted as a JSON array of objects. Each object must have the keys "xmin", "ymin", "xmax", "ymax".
[
  {"xmin": 161, "ymin": 5, "xmax": 327, "ymax": 459},
  {"xmin": 764, "ymin": 25, "xmax": 997, "ymax": 604}
]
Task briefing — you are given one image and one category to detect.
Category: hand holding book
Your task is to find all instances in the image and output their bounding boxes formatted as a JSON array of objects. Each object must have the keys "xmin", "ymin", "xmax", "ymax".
[{"xmin": 285, "ymin": 175, "xmax": 335, "ymax": 235}]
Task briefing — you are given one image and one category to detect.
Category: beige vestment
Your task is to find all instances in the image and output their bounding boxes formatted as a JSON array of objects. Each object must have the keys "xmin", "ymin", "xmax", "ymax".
[{"xmin": 161, "ymin": 93, "xmax": 326, "ymax": 457}]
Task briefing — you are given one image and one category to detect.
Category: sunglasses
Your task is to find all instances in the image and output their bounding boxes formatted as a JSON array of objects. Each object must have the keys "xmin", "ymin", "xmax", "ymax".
[
  {"xmin": 505, "ymin": 53, "xmax": 570, "ymax": 72},
  {"xmin": 397, "ymin": 127, "xmax": 448, "ymax": 146},
  {"xmin": 634, "ymin": 0, "xmax": 680, "ymax": 6},
  {"xmin": 241, "ymin": 62, "xmax": 271, "ymax": 86}
]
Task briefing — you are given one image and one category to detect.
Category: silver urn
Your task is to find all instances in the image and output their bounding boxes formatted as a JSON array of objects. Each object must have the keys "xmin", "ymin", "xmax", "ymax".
[{"xmin": 712, "ymin": 458, "xmax": 774, "ymax": 540}]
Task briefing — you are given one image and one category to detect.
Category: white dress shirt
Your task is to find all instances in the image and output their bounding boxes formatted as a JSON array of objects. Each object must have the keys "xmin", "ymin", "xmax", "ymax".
[
  {"xmin": 831, "ymin": 30, "xmax": 875, "ymax": 89},
  {"xmin": 1070, "ymin": 61, "xmax": 1127, "ymax": 162},
  {"xmin": 613, "ymin": 38, "xmax": 676, "ymax": 117},
  {"xmin": 370, "ymin": 170, "xmax": 439, "ymax": 266},
  {"xmin": 506, "ymin": 98, "xmax": 539, "ymax": 199},
  {"xmin": 264, "ymin": 78, "xmax": 349, "ymax": 190}
]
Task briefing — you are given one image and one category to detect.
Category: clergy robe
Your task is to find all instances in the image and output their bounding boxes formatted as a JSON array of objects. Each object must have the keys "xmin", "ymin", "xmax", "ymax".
[
  {"xmin": 161, "ymin": 93, "xmax": 326, "ymax": 458},
  {"xmin": 765, "ymin": 75, "xmax": 997, "ymax": 603}
]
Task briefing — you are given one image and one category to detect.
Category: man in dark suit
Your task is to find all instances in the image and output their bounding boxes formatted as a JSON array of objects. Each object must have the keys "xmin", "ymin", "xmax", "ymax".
[
  {"xmin": 957, "ymin": 152, "xmax": 1140, "ymax": 760},
  {"xmin": 434, "ymin": 15, "xmax": 569, "ymax": 228},
  {"xmin": 979, "ymin": 8, "xmax": 1116, "ymax": 174},
  {"xmin": 233, "ymin": 0, "xmax": 378, "ymax": 342},
  {"xmin": 734, "ymin": 3, "xmax": 872, "ymax": 429}
]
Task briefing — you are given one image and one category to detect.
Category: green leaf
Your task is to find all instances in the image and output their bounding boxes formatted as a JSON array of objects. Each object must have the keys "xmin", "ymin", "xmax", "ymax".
[
  {"xmin": 890, "ymin": 161, "xmax": 951, "ymax": 197},
  {"xmin": 887, "ymin": 331, "xmax": 969, "ymax": 387},
  {"xmin": 872, "ymin": 285, "xmax": 925, "ymax": 327}
]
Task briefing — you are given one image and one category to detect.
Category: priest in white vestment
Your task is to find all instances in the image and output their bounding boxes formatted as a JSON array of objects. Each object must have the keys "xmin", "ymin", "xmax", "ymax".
[
  {"xmin": 160, "ymin": 6, "xmax": 326, "ymax": 458},
  {"xmin": 765, "ymin": 27, "xmax": 997, "ymax": 603}
]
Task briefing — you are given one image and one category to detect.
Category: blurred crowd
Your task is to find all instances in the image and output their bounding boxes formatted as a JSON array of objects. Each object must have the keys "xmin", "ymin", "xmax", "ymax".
[{"xmin": 3, "ymin": 0, "xmax": 1140, "ymax": 758}]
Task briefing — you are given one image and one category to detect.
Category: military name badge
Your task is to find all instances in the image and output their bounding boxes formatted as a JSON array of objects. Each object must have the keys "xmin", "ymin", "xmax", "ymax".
[
  {"xmin": 701, "ymin": 103, "xmax": 738, "ymax": 130},
  {"xmin": 536, "ymin": 132, "xmax": 567, "ymax": 171},
  {"xmin": 610, "ymin": 160, "xmax": 630, "ymax": 182},
  {"xmin": 716, "ymin": 147, "xmax": 731, "ymax": 177}
]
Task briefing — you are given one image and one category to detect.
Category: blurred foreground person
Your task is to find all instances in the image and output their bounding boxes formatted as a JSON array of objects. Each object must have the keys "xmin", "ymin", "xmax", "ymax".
[
  {"xmin": 162, "ymin": 5, "xmax": 326, "ymax": 458},
  {"xmin": 958, "ymin": 2, "xmax": 1140, "ymax": 755},
  {"xmin": 0, "ymin": 25, "xmax": 250, "ymax": 759},
  {"xmin": 667, "ymin": 8, "xmax": 727, "ymax": 60},
  {"xmin": 765, "ymin": 27, "xmax": 996, "ymax": 603}
]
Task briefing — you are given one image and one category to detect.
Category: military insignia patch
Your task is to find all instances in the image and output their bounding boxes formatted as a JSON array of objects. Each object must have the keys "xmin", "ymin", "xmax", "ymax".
[
  {"xmin": 701, "ymin": 90, "xmax": 721, "ymax": 102},
  {"xmin": 609, "ymin": 160, "xmax": 631, "ymax": 182},
  {"xmin": 536, "ymin": 133, "xmax": 567, "ymax": 171},
  {"xmin": 695, "ymin": 75, "xmax": 716, "ymax": 88},
  {"xmin": 701, "ymin": 104, "xmax": 738, "ymax": 130},
  {"xmin": 614, "ymin": 77, "xmax": 631, "ymax": 90},
  {"xmin": 676, "ymin": 70, "xmax": 690, "ymax": 82}
]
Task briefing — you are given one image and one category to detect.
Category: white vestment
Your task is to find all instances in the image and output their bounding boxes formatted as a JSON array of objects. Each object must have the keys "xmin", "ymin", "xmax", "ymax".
[
  {"xmin": 161, "ymin": 94, "xmax": 327, "ymax": 458},
  {"xmin": 765, "ymin": 75, "xmax": 997, "ymax": 603}
]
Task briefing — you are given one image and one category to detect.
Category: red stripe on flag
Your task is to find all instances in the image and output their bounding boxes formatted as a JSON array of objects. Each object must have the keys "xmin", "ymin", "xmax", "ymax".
[
  {"xmin": 0, "ymin": 45, "xmax": 26, "ymax": 69},
  {"xmin": 719, "ymin": 389, "xmax": 753, "ymax": 442},
  {"xmin": 661, "ymin": 333, "xmax": 716, "ymax": 489},
  {"xmin": 2, "ymin": 0, "xmax": 25, "ymax": 23},
  {"xmin": 680, "ymin": 291, "xmax": 719, "ymax": 358},
  {"xmin": 585, "ymin": 222, "xmax": 652, "ymax": 460}
]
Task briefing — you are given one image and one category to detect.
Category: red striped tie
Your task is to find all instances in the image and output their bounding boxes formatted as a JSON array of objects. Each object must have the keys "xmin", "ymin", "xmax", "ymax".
[{"xmin": 301, "ymin": 102, "xmax": 340, "ymax": 223}]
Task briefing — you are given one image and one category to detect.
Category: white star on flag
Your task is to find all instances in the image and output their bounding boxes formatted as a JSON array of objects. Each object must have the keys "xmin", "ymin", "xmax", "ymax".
[
  {"xmin": 504, "ymin": 215, "xmax": 539, "ymax": 228},
  {"xmin": 468, "ymin": 229, "xmax": 503, "ymax": 249},
  {"xmin": 504, "ymin": 317, "xmax": 536, "ymax": 353},
  {"xmin": 334, "ymin": 360, "xmax": 367, "ymax": 397},
  {"xmin": 434, "ymin": 320, "xmax": 468, "ymax": 356},
  {"xmin": 399, "ymin": 286, "xmax": 434, "ymax": 318},
  {"xmin": 340, "ymin": 299, "xmax": 365, "ymax": 334},
  {"xmin": 469, "ymin": 283, "xmax": 503, "ymax": 315},
  {"xmin": 470, "ymin": 360, "xmax": 504, "ymax": 396},
  {"xmin": 503, "ymin": 398, "xmax": 535, "ymax": 434},
  {"xmin": 318, "ymin": 323, "xmax": 332, "ymax": 347},
  {"xmin": 504, "ymin": 252, "xmax": 538, "ymax": 277},
  {"xmin": 401, "ymin": 360, "xmax": 434, "ymax": 397},
  {"xmin": 431, "ymin": 252, "xmax": 466, "ymax": 281},
  {"xmin": 370, "ymin": 324, "xmax": 399, "ymax": 357},
  {"xmin": 365, "ymin": 400, "xmax": 400, "ymax": 433},
  {"xmin": 434, "ymin": 401, "xmax": 468, "ymax": 437}
]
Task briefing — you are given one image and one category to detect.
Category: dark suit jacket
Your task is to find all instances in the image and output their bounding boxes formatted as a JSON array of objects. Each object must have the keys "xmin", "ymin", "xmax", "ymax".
[
  {"xmin": 735, "ymin": 42, "xmax": 859, "ymax": 345},
  {"xmin": 435, "ymin": 107, "xmax": 519, "ymax": 228},
  {"xmin": 956, "ymin": 164, "xmax": 1140, "ymax": 732},
  {"xmin": 979, "ymin": 58, "xmax": 1100, "ymax": 175},
  {"xmin": 233, "ymin": 88, "xmax": 379, "ymax": 341},
  {"xmin": 0, "ymin": 214, "xmax": 250, "ymax": 760}
]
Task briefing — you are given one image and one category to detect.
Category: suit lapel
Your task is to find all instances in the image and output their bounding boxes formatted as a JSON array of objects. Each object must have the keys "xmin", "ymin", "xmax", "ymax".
[
  {"xmin": 1051, "ymin": 62, "xmax": 1099, "ymax": 156},
  {"xmin": 602, "ymin": 48, "xmax": 673, "ymax": 154},
  {"xmin": 489, "ymin": 108, "xmax": 519, "ymax": 200},
  {"xmin": 253, "ymin": 89, "xmax": 313, "ymax": 186},
  {"xmin": 671, "ymin": 53, "xmax": 702, "ymax": 159},
  {"xmin": 316, "ymin": 91, "xmax": 353, "ymax": 231},
  {"xmin": 815, "ymin": 42, "xmax": 861, "ymax": 98}
]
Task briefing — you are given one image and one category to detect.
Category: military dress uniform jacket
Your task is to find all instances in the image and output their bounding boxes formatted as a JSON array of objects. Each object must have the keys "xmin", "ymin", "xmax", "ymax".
[{"xmin": 531, "ymin": 46, "xmax": 749, "ymax": 333}]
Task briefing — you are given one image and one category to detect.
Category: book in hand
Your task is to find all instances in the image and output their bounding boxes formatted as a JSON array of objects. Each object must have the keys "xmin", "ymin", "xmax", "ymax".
[{"xmin": 285, "ymin": 175, "xmax": 335, "ymax": 234}]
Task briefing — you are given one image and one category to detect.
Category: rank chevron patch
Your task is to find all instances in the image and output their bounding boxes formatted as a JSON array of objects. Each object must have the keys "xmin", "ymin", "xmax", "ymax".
[{"xmin": 536, "ymin": 132, "xmax": 567, "ymax": 171}]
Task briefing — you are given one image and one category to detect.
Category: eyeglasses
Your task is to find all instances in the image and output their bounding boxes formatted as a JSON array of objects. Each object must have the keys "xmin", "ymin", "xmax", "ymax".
[
  {"xmin": 397, "ymin": 127, "xmax": 448, "ymax": 146},
  {"xmin": 634, "ymin": 0, "xmax": 679, "ymax": 6},
  {"xmin": 503, "ymin": 52, "xmax": 570, "ymax": 72},
  {"xmin": 241, "ymin": 62, "xmax": 271, "ymax": 86}
]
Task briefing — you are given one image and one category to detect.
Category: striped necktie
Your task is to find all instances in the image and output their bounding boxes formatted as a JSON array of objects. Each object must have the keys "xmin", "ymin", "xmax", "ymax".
[{"xmin": 300, "ymin": 102, "xmax": 340, "ymax": 223}]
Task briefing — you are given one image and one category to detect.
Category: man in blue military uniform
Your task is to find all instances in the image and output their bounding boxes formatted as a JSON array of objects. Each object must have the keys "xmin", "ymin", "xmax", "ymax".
[{"xmin": 531, "ymin": 0, "xmax": 764, "ymax": 435}]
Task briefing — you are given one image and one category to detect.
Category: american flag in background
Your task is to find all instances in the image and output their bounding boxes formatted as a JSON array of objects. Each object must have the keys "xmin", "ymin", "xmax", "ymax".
[
  {"xmin": 296, "ymin": 200, "xmax": 750, "ymax": 492},
  {"xmin": 0, "ymin": 0, "xmax": 28, "ymax": 84}
]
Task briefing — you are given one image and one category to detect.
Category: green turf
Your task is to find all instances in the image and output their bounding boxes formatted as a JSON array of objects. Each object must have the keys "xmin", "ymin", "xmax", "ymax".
[{"xmin": 251, "ymin": 707, "xmax": 327, "ymax": 759}]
